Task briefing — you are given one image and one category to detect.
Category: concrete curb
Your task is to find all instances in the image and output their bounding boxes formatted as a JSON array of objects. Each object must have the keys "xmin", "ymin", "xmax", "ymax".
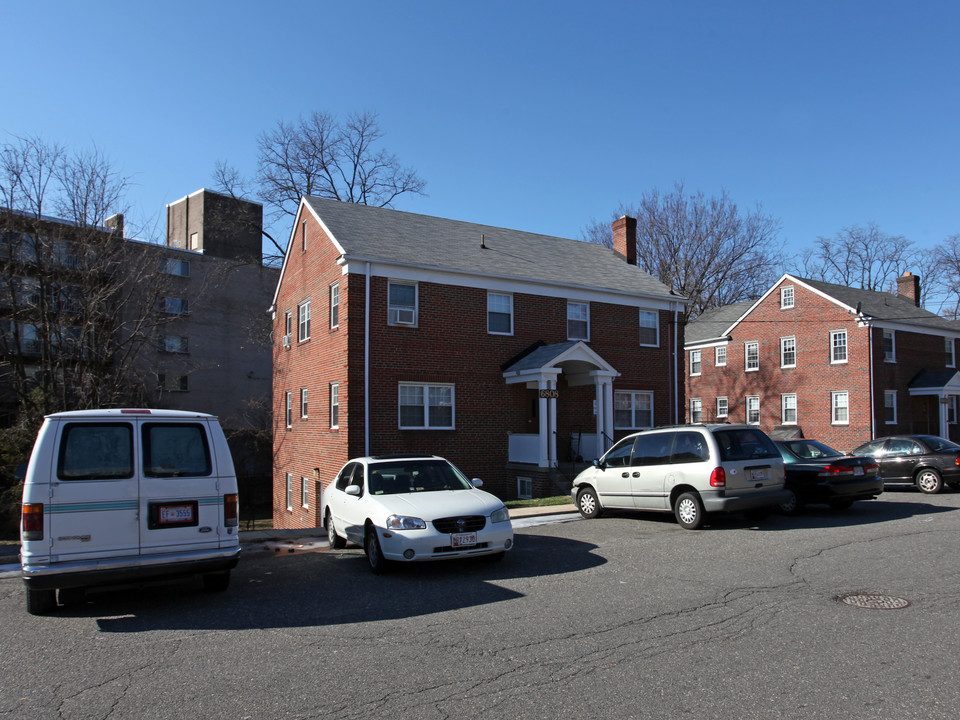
[{"xmin": 0, "ymin": 503, "xmax": 579, "ymax": 562}]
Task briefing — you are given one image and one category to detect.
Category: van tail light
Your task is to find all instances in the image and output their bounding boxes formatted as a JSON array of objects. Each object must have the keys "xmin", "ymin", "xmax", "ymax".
[
  {"xmin": 224, "ymin": 494, "xmax": 239, "ymax": 527},
  {"xmin": 22, "ymin": 503, "xmax": 44, "ymax": 541},
  {"xmin": 709, "ymin": 467, "xmax": 726, "ymax": 487}
]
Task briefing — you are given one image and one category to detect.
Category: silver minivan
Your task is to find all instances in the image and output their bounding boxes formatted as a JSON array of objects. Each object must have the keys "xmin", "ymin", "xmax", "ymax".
[
  {"xmin": 571, "ymin": 424, "xmax": 789, "ymax": 529},
  {"xmin": 20, "ymin": 409, "xmax": 240, "ymax": 614}
]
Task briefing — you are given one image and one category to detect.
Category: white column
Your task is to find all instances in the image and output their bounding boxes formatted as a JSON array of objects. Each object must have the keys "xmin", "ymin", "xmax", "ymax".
[
  {"xmin": 603, "ymin": 380, "xmax": 615, "ymax": 452},
  {"xmin": 548, "ymin": 378, "xmax": 558, "ymax": 467},
  {"xmin": 941, "ymin": 395, "xmax": 950, "ymax": 439},
  {"xmin": 594, "ymin": 380, "xmax": 604, "ymax": 451},
  {"xmin": 538, "ymin": 377, "xmax": 550, "ymax": 468}
]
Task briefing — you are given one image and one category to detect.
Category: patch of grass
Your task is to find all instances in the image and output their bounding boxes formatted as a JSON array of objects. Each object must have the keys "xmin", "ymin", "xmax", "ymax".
[{"xmin": 505, "ymin": 495, "xmax": 573, "ymax": 509}]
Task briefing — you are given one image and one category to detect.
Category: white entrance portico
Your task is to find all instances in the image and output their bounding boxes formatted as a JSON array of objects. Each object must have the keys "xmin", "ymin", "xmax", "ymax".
[
  {"xmin": 502, "ymin": 341, "xmax": 620, "ymax": 468},
  {"xmin": 907, "ymin": 370, "xmax": 960, "ymax": 439}
]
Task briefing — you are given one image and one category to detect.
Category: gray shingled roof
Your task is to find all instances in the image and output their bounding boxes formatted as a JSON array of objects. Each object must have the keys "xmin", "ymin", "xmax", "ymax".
[
  {"xmin": 303, "ymin": 197, "xmax": 679, "ymax": 301},
  {"xmin": 685, "ymin": 300, "xmax": 755, "ymax": 344}
]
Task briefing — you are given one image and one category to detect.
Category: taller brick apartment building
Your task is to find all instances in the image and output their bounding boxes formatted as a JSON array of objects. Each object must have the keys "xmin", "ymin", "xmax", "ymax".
[
  {"xmin": 685, "ymin": 272, "xmax": 960, "ymax": 451},
  {"xmin": 270, "ymin": 199, "xmax": 687, "ymax": 529}
]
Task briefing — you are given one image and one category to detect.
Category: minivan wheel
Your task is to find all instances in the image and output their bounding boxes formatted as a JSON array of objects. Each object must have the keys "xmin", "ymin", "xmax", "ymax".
[
  {"xmin": 365, "ymin": 528, "xmax": 388, "ymax": 575},
  {"xmin": 326, "ymin": 512, "xmax": 346, "ymax": 549},
  {"xmin": 26, "ymin": 588, "xmax": 56, "ymax": 615},
  {"xmin": 674, "ymin": 492, "xmax": 704, "ymax": 530},
  {"xmin": 916, "ymin": 468, "xmax": 943, "ymax": 494},
  {"xmin": 576, "ymin": 487, "xmax": 602, "ymax": 519}
]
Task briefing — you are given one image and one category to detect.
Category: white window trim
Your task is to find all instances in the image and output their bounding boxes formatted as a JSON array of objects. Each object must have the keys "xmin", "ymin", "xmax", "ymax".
[
  {"xmin": 567, "ymin": 301, "xmax": 590, "ymax": 341},
  {"xmin": 690, "ymin": 398, "xmax": 702, "ymax": 424},
  {"xmin": 487, "ymin": 292, "xmax": 514, "ymax": 335},
  {"xmin": 745, "ymin": 341, "xmax": 759, "ymax": 372},
  {"xmin": 716, "ymin": 396, "xmax": 728, "ymax": 418},
  {"xmin": 947, "ymin": 338, "xmax": 955, "ymax": 368},
  {"xmin": 330, "ymin": 282, "xmax": 340, "ymax": 329},
  {"xmin": 399, "ymin": 382, "xmax": 456, "ymax": 430},
  {"xmin": 746, "ymin": 395, "xmax": 760, "ymax": 425},
  {"xmin": 388, "ymin": 280, "xmax": 418, "ymax": 327},
  {"xmin": 330, "ymin": 382, "xmax": 340, "ymax": 429},
  {"xmin": 830, "ymin": 330, "xmax": 848, "ymax": 364},
  {"xmin": 883, "ymin": 330, "xmax": 896, "ymax": 363},
  {"xmin": 301, "ymin": 476, "xmax": 310, "ymax": 509},
  {"xmin": 884, "ymin": 390, "xmax": 897, "ymax": 424},
  {"xmin": 300, "ymin": 387, "xmax": 309, "ymax": 419},
  {"xmin": 831, "ymin": 391, "xmax": 850, "ymax": 425},
  {"xmin": 614, "ymin": 390, "xmax": 654, "ymax": 429},
  {"xmin": 639, "ymin": 309, "xmax": 659, "ymax": 347},
  {"xmin": 780, "ymin": 336, "xmax": 796, "ymax": 369},
  {"xmin": 715, "ymin": 345, "xmax": 727, "ymax": 367},
  {"xmin": 298, "ymin": 300, "xmax": 311, "ymax": 342},
  {"xmin": 285, "ymin": 472, "xmax": 293, "ymax": 511},
  {"xmin": 517, "ymin": 476, "xmax": 533, "ymax": 500},
  {"xmin": 690, "ymin": 350, "xmax": 701, "ymax": 377},
  {"xmin": 285, "ymin": 390, "xmax": 292, "ymax": 429},
  {"xmin": 781, "ymin": 393, "xmax": 797, "ymax": 425},
  {"xmin": 780, "ymin": 286, "xmax": 795, "ymax": 309}
]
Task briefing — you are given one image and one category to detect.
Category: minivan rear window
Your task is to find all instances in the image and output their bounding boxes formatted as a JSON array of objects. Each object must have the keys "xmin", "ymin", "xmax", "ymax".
[
  {"xmin": 58, "ymin": 423, "xmax": 134, "ymax": 480},
  {"xmin": 715, "ymin": 428, "xmax": 779, "ymax": 461},
  {"xmin": 143, "ymin": 423, "xmax": 212, "ymax": 477}
]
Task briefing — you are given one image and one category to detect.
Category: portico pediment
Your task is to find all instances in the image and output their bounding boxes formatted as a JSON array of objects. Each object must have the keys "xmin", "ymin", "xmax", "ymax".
[{"xmin": 501, "ymin": 341, "xmax": 619, "ymax": 385}]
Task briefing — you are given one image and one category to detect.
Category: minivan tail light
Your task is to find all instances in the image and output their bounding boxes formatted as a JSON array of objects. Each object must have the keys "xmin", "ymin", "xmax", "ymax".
[
  {"xmin": 22, "ymin": 503, "xmax": 44, "ymax": 541},
  {"xmin": 709, "ymin": 467, "xmax": 726, "ymax": 487},
  {"xmin": 224, "ymin": 493, "xmax": 238, "ymax": 527}
]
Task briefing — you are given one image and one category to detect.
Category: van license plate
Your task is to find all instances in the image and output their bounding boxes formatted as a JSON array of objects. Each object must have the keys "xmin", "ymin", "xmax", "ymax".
[
  {"xmin": 452, "ymin": 532, "xmax": 477, "ymax": 547},
  {"xmin": 750, "ymin": 469, "xmax": 768, "ymax": 482},
  {"xmin": 159, "ymin": 504, "xmax": 195, "ymax": 524}
]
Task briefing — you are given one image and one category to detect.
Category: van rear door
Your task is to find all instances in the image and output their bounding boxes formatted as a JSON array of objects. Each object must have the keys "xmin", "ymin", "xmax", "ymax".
[
  {"xmin": 47, "ymin": 420, "xmax": 140, "ymax": 562},
  {"xmin": 713, "ymin": 427, "xmax": 784, "ymax": 493},
  {"xmin": 138, "ymin": 420, "xmax": 224, "ymax": 555}
]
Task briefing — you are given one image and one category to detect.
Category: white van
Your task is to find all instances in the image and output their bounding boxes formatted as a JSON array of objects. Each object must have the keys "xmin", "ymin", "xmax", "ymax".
[{"xmin": 20, "ymin": 409, "xmax": 240, "ymax": 614}]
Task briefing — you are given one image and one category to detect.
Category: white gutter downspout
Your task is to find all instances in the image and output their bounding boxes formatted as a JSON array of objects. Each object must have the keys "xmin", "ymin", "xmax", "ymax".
[
  {"xmin": 868, "ymin": 323, "xmax": 875, "ymax": 439},
  {"xmin": 674, "ymin": 305, "xmax": 680, "ymax": 424},
  {"xmin": 365, "ymin": 262, "xmax": 371, "ymax": 457}
]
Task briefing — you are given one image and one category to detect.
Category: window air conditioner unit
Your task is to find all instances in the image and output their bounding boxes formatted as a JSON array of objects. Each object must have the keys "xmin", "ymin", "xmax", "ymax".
[
  {"xmin": 391, "ymin": 308, "xmax": 416, "ymax": 325},
  {"xmin": 282, "ymin": 334, "xmax": 291, "ymax": 348}
]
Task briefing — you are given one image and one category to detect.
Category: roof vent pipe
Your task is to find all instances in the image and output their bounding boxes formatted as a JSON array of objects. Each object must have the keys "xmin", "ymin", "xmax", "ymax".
[{"xmin": 481, "ymin": 234, "xmax": 486, "ymax": 249}]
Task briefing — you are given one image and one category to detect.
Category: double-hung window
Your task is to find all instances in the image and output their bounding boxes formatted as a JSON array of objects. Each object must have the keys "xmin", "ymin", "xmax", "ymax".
[
  {"xmin": 781, "ymin": 394, "xmax": 797, "ymax": 424},
  {"xmin": 690, "ymin": 350, "xmax": 701, "ymax": 376},
  {"xmin": 884, "ymin": 390, "xmax": 897, "ymax": 424},
  {"xmin": 639, "ymin": 310, "xmax": 658, "ymax": 346},
  {"xmin": 614, "ymin": 391, "xmax": 653, "ymax": 429},
  {"xmin": 883, "ymin": 330, "xmax": 896, "ymax": 362},
  {"xmin": 399, "ymin": 383, "xmax": 454, "ymax": 429},
  {"xmin": 330, "ymin": 383, "xmax": 339, "ymax": 428},
  {"xmin": 298, "ymin": 300, "xmax": 311, "ymax": 341},
  {"xmin": 715, "ymin": 346, "xmax": 727, "ymax": 366},
  {"xmin": 946, "ymin": 338, "xmax": 955, "ymax": 368},
  {"xmin": 745, "ymin": 341, "xmax": 759, "ymax": 371},
  {"xmin": 487, "ymin": 293, "xmax": 513, "ymax": 334},
  {"xmin": 300, "ymin": 388, "xmax": 309, "ymax": 419},
  {"xmin": 330, "ymin": 282, "xmax": 339, "ymax": 329},
  {"xmin": 716, "ymin": 397, "xmax": 728, "ymax": 418},
  {"xmin": 690, "ymin": 398, "xmax": 702, "ymax": 424},
  {"xmin": 830, "ymin": 330, "xmax": 847, "ymax": 363},
  {"xmin": 284, "ymin": 391, "xmax": 292, "ymax": 429},
  {"xmin": 301, "ymin": 476, "xmax": 310, "ymax": 508},
  {"xmin": 567, "ymin": 302, "xmax": 589, "ymax": 340},
  {"xmin": 832, "ymin": 391, "xmax": 849, "ymax": 424},
  {"xmin": 780, "ymin": 286, "xmax": 794, "ymax": 309},
  {"xmin": 746, "ymin": 395, "xmax": 760, "ymax": 425},
  {"xmin": 780, "ymin": 337, "xmax": 796, "ymax": 368},
  {"xmin": 388, "ymin": 281, "xmax": 417, "ymax": 325}
]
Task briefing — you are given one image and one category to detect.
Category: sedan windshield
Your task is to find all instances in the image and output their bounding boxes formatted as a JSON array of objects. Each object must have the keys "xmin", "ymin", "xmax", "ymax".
[
  {"xmin": 368, "ymin": 460, "xmax": 473, "ymax": 495},
  {"xmin": 780, "ymin": 440, "xmax": 843, "ymax": 462}
]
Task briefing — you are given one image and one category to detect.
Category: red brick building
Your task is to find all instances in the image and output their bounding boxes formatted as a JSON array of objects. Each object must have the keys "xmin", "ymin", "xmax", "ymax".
[
  {"xmin": 685, "ymin": 272, "xmax": 960, "ymax": 452},
  {"xmin": 270, "ymin": 199, "xmax": 686, "ymax": 528}
]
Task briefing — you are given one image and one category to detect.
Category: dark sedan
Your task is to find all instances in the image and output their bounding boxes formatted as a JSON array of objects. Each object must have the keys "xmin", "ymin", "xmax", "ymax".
[
  {"xmin": 774, "ymin": 439, "xmax": 883, "ymax": 514},
  {"xmin": 849, "ymin": 435, "xmax": 960, "ymax": 494}
]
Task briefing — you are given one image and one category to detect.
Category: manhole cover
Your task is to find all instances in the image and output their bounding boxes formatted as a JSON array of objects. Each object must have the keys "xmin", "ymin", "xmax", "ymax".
[{"xmin": 838, "ymin": 593, "xmax": 910, "ymax": 610}]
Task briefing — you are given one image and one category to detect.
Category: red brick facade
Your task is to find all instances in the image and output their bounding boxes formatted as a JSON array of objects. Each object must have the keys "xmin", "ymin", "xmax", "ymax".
[
  {"xmin": 686, "ymin": 275, "xmax": 960, "ymax": 453},
  {"xmin": 272, "ymin": 202, "xmax": 686, "ymax": 528}
]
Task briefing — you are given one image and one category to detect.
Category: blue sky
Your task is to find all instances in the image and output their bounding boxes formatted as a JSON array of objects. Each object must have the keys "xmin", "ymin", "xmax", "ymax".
[{"xmin": 4, "ymin": 0, "xmax": 959, "ymax": 264}]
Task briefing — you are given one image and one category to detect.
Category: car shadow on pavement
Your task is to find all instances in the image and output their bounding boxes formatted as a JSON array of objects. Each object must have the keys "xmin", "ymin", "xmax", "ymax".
[{"xmin": 78, "ymin": 534, "xmax": 605, "ymax": 633}]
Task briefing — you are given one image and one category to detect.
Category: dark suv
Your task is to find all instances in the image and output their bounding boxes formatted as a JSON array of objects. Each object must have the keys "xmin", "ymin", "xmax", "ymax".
[{"xmin": 571, "ymin": 424, "xmax": 789, "ymax": 529}]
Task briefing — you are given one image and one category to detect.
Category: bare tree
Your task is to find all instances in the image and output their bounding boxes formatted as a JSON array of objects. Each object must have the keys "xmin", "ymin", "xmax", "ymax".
[
  {"xmin": 0, "ymin": 136, "xmax": 180, "ymax": 421},
  {"xmin": 213, "ymin": 110, "xmax": 426, "ymax": 264},
  {"xmin": 928, "ymin": 234, "xmax": 960, "ymax": 318},
  {"xmin": 795, "ymin": 223, "xmax": 932, "ymax": 293},
  {"xmin": 583, "ymin": 183, "xmax": 783, "ymax": 321}
]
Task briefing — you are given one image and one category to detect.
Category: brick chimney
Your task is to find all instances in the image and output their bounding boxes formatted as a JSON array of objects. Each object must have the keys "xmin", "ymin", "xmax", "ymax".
[
  {"xmin": 896, "ymin": 271, "xmax": 921, "ymax": 307},
  {"xmin": 612, "ymin": 215, "xmax": 637, "ymax": 266},
  {"xmin": 104, "ymin": 213, "xmax": 124, "ymax": 238}
]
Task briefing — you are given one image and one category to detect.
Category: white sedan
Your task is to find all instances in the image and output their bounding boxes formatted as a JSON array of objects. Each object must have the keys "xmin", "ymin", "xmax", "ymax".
[{"xmin": 321, "ymin": 455, "xmax": 514, "ymax": 573}]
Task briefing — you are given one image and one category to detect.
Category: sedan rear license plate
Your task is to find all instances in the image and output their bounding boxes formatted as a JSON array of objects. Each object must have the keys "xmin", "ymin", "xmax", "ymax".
[
  {"xmin": 854, "ymin": 466, "xmax": 864, "ymax": 476},
  {"xmin": 750, "ymin": 469, "xmax": 768, "ymax": 482},
  {"xmin": 159, "ymin": 504, "xmax": 195, "ymax": 524},
  {"xmin": 452, "ymin": 532, "xmax": 477, "ymax": 547}
]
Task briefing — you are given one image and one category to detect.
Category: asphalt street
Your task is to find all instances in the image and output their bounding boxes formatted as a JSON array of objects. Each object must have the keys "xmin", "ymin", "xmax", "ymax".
[{"xmin": 1, "ymin": 490, "xmax": 959, "ymax": 719}]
